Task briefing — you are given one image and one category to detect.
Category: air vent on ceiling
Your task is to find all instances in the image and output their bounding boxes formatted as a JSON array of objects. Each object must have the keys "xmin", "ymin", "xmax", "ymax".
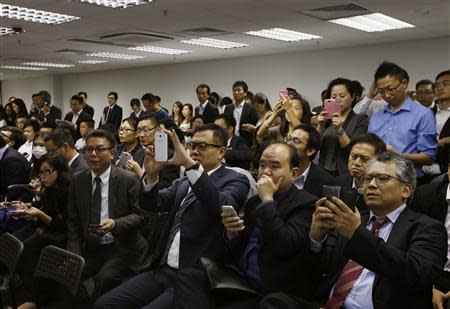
[
  {"xmin": 68, "ymin": 38, "xmax": 133, "ymax": 47},
  {"xmin": 302, "ymin": 3, "xmax": 372, "ymax": 21},
  {"xmin": 55, "ymin": 49, "xmax": 88, "ymax": 55},
  {"xmin": 100, "ymin": 32, "xmax": 174, "ymax": 45},
  {"xmin": 179, "ymin": 27, "xmax": 231, "ymax": 37}
]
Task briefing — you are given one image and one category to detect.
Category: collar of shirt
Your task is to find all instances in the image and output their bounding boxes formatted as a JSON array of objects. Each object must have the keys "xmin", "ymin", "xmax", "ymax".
[
  {"xmin": 68, "ymin": 152, "xmax": 80, "ymax": 167},
  {"xmin": 367, "ymin": 203, "xmax": 406, "ymax": 226},
  {"xmin": 234, "ymin": 100, "xmax": 245, "ymax": 109},
  {"xmin": 109, "ymin": 104, "xmax": 116, "ymax": 110},
  {"xmin": 383, "ymin": 97, "xmax": 413, "ymax": 114},
  {"xmin": 227, "ymin": 137, "xmax": 232, "ymax": 147},
  {"xmin": 200, "ymin": 100, "xmax": 209, "ymax": 108},
  {"xmin": 293, "ymin": 162, "xmax": 311, "ymax": 187},
  {"xmin": 446, "ymin": 183, "xmax": 450, "ymax": 202},
  {"xmin": 437, "ymin": 104, "xmax": 450, "ymax": 113},
  {"xmin": 91, "ymin": 165, "xmax": 112, "ymax": 185},
  {"xmin": 0, "ymin": 144, "xmax": 9, "ymax": 161}
]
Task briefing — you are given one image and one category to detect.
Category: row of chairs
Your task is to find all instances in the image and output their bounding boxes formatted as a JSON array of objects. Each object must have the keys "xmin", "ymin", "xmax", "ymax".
[{"xmin": 0, "ymin": 233, "xmax": 85, "ymax": 309}]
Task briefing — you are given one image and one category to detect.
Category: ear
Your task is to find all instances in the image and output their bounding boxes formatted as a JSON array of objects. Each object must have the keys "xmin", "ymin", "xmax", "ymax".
[
  {"xmin": 218, "ymin": 146, "xmax": 227, "ymax": 160},
  {"xmin": 305, "ymin": 147, "xmax": 316, "ymax": 158},
  {"xmin": 402, "ymin": 183, "xmax": 412, "ymax": 201},
  {"xmin": 291, "ymin": 167, "xmax": 301, "ymax": 180}
]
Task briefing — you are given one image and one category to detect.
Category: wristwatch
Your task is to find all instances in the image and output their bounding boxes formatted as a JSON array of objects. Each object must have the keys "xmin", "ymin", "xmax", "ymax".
[
  {"xmin": 336, "ymin": 127, "xmax": 345, "ymax": 136},
  {"xmin": 185, "ymin": 162, "xmax": 200, "ymax": 171}
]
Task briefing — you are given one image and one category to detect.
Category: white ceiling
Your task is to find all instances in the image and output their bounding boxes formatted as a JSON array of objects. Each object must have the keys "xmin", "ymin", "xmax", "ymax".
[{"xmin": 0, "ymin": 0, "xmax": 449, "ymax": 80}]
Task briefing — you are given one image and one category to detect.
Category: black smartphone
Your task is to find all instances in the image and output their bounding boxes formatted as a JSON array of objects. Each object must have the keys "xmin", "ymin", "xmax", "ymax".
[
  {"xmin": 322, "ymin": 185, "xmax": 341, "ymax": 200},
  {"xmin": 340, "ymin": 188, "xmax": 359, "ymax": 212}
]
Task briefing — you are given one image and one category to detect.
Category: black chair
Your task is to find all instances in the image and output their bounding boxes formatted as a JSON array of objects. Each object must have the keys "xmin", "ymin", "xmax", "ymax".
[
  {"xmin": 34, "ymin": 245, "xmax": 85, "ymax": 297},
  {"xmin": 0, "ymin": 232, "xmax": 24, "ymax": 309}
]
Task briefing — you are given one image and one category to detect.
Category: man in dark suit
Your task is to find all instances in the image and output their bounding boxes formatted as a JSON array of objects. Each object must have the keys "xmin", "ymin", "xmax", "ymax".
[
  {"xmin": 44, "ymin": 128, "xmax": 88, "ymax": 174},
  {"xmin": 194, "ymin": 83, "xmax": 219, "ymax": 124},
  {"xmin": 286, "ymin": 124, "xmax": 334, "ymax": 197},
  {"xmin": 224, "ymin": 81, "xmax": 259, "ymax": 147},
  {"xmin": 94, "ymin": 124, "xmax": 250, "ymax": 309},
  {"xmin": 64, "ymin": 94, "xmax": 93, "ymax": 141},
  {"xmin": 78, "ymin": 91, "xmax": 95, "ymax": 118},
  {"xmin": 172, "ymin": 142, "xmax": 317, "ymax": 308},
  {"xmin": 99, "ymin": 91, "xmax": 123, "ymax": 131},
  {"xmin": 66, "ymin": 129, "xmax": 149, "ymax": 305},
  {"xmin": 261, "ymin": 152, "xmax": 447, "ymax": 309},
  {"xmin": 0, "ymin": 135, "xmax": 31, "ymax": 201},
  {"xmin": 214, "ymin": 114, "xmax": 252, "ymax": 170},
  {"xmin": 38, "ymin": 90, "xmax": 62, "ymax": 120},
  {"xmin": 432, "ymin": 71, "xmax": 450, "ymax": 174}
]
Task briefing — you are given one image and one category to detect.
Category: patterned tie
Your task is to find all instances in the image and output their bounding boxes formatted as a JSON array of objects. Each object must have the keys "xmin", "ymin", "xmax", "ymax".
[
  {"xmin": 160, "ymin": 189, "xmax": 197, "ymax": 265},
  {"xmin": 324, "ymin": 217, "xmax": 387, "ymax": 309},
  {"xmin": 90, "ymin": 176, "xmax": 102, "ymax": 224}
]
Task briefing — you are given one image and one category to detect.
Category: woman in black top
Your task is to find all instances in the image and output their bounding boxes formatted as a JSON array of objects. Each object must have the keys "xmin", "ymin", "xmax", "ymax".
[{"xmin": 115, "ymin": 117, "xmax": 145, "ymax": 167}]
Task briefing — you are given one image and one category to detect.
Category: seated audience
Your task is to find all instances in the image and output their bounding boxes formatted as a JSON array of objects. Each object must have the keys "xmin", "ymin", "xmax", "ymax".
[
  {"xmin": 172, "ymin": 142, "xmax": 317, "ymax": 308},
  {"xmin": 115, "ymin": 117, "xmax": 145, "ymax": 167},
  {"xmin": 195, "ymin": 84, "xmax": 219, "ymax": 124},
  {"xmin": 18, "ymin": 119, "xmax": 40, "ymax": 161},
  {"xmin": 64, "ymin": 94, "xmax": 92, "ymax": 141},
  {"xmin": 75, "ymin": 119, "xmax": 95, "ymax": 151},
  {"xmin": 94, "ymin": 124, "xmax": 250, "ymax": 309},
  {"xmin": 214, "ymin": 114, "xmax": 252, "ymax": 170},
  {"xmin": 171, "ymin": 101, "xmax": 184, "ymax": 126},
  {"xmin": 318, "ymin": 78, "xmax": 369, "ymax": 176}
]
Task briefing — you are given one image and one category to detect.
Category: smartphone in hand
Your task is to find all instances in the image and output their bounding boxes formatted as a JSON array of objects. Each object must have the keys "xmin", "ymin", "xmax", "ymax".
[
  {"xmin": 221, "ymin": 205, "xmax": 238, "ymax": 217},
  {"xmin": 323, "ymin": 99, "xmax": 342, "ymax": 119},
  {"xmin": 279, "ymin": 89, "xmax": 289, "ymax": 100},
  {"xmin": 322, "ymin": 185, "xmax": 341, "ymax": 201},
  {"xmin": 154, "ymin": 132, "xmax": 168, "ymax": 162}
]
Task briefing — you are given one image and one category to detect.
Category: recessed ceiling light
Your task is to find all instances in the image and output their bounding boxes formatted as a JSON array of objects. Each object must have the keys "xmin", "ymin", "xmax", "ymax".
[
  {"xmin": 23, "ymin": 62, "xmax": 75, "ymax": 68},
  {"xmin": 180, "ymin": 37, "xmax": 249, "ymax": 49},
  {"xmin": 0, "ymin": 3, "xmax": 80, "ymax": 25},
  {"xmin": 78, "ymin": 59, "xmax": 108, "ymax": 64},
  {"xmin": 0, "ymin": 27, "xmax": 15, "ymax": 36},
  {"xmin": 129, "ymin": 46, "xmax": 191, "ymax": 55},
  {"xmin": 1, "ymin": 65, "xmax": 47, "ymax": 71},
  {"xmin": 85, "ymin": 52, "xmax": 145, "ymax": 60},
  {"xmin": 78, "ymin": 0, "xmax": 153, "ymax": 9},
  {"xmin": 245, "ymin": 28, "xmax": 322, "ymax": 42},
  {"xmin": 329, "ymin": 13, "xmax": 415, "ymax": 32}
]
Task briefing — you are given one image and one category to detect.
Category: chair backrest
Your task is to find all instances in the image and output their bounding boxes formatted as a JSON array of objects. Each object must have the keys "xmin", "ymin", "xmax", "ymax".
[
  {"xmin": 0, "ymin": 232, "xmax": 24, "ymax": 280},
  {"xmin": 34, "ymin": 245, "xmax": 85, "ymax": 296}
]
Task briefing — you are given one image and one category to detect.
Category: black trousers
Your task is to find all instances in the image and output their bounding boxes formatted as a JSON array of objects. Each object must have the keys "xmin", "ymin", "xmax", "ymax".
[{"xmin": 172, "ymin": 267, "xmax": 260, "ymax": 309}]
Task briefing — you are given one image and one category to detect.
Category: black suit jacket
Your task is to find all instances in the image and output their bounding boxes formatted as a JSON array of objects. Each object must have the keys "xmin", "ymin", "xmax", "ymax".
[
  {"xmin": 50, "ymin": 105, "xmax": 62, "ymax": 120},
  {"xmin": 437, "ymin": 114, "xmax": 450, "ymax": 172},
  {"xmin": 66, "ymin": 165, "xmax": 149, "ymax": 272},
  {"xmin": 410, "ymin": 178, "xmax": 450, "ymax": 291},
  {"xmin": 224, "ymin": 135, "xmax": 252, "ymax": 170},
  {"xmin": 303, "ymin": 163, "xmax": 335, "ymax": 198},
  {"xmin": 83, "ymin": 104, "xmax": 95, "ymax": 118},
  {"xmin": 195, "ymin": 101, "xmax": 219, "ymax": 124},
  {"xmin": 0, "ymin": 146, "xmax": 31, "ymax": 201},
  {"xmin": 64, "ymin": 110, "xmax": 93, "ymax": 141},
  {"xmin": 224, "ymin": 186, "xmax": 317, "ymax": 296},
  {"xmin": 224, "ymin": 103, "xmax": 259, "ymax": 147},
  {"xmin": 141, "ymin": 165, "xmax": 250, "ymax": 269},
  {"xmin": 99, "ymin": 105, "xmax": 123, "ymax": 131},
  {"xmin": 69, "ymin": 153, "xmax": 89, "ymax": 174},
  {"xmin": 309, "ymin": 207, "xmax": 447, "ymax": 309}
]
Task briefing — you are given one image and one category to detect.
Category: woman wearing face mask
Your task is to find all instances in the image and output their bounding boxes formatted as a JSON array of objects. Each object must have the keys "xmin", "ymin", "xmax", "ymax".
[
  {"xmin": 317, "ymin": 78, "xmax": 369, "ymax": 175},
  {"xmin": 11, "ymin": 153, "xmax": 71, "ymax": 309},
  {"xmin": 30, "ymin": 134, "xmax": 47, "ymax": 178}
]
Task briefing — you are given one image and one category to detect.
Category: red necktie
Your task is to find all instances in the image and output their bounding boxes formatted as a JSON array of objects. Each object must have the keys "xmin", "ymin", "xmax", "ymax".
[{"xmin": 324, "ymin": 217, "xmax": 387, "ymax": 309}]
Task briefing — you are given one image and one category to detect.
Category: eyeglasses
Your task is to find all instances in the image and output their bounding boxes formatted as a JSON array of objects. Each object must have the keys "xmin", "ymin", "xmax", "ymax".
[
  {"xmin": 377, "ymin": 80, "xmax": 403, "ymax": 96},
  {"xmin": 84, "ymin": 146, "xmax": 113, "ymax": 154},
  {"xmin": 188, "ymin": 142, "xmax": 223, "ymax": 151},
  {"xmin": 136, "ymin": 126, "xmax": 158, "ymax": 134},
  {"xmin": 119, "ymin": 127, "xmax": 135, "ymax": 133},
  {"xmin": 284, "ymin": 136, "xmax": 306, "ymax": 146},
  {"xmin": 362, "ymin": 173, "xmax": 406, "ymax": 185},
  {"xmin": 39, "ymin": 169, "xmax": 55, "ymax": 178}
]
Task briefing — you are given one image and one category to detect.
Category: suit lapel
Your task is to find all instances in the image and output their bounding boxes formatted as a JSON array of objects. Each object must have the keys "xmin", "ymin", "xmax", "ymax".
[
  {"xmin": 108, "ymin": 166, "xmax": 118, "ymax": 218},
  {"xmin": 435, "ymin": 181, "xmax": 449, "ymax": 222}
]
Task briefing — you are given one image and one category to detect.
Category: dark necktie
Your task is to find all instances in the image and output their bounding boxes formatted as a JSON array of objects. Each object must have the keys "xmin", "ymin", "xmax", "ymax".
[
  {"xmin": 106, "ymin": 107, "xmax": 112, "ymax": 122},
  {"xmin": 324, "ymin": 217, "xmax": 387, "ymax": 309},
  {"xmin": 90, "ymin": 176, "xmax": 102, "ymax": 224},
  {"xmin": 160, "ymin": 190, "xmax": 196, "ymax": 265}
]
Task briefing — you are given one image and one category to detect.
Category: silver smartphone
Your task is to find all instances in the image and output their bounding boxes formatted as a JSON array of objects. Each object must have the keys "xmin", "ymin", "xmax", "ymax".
[
  {"xmin": 221, "ymin": 205, "xmax": 238, "ymax": 217},
  {"xmin": 154, "ymin": 132, "xmax": 168, "ymax": 162},
  {"xmin": 118, "ymin": 152, "xmax": 132, "ymax": 167}
]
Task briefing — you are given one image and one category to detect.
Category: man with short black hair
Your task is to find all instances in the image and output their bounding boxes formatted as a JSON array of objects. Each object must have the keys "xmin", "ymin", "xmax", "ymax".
[
  {"xmin": 64, "ymin": 94, "xmax": 93, "ymax": 141},
  {"xmin": 0, "ymin": 126, "xmax": 26, "ymax": 150},
  {"xmin": 141, "ymin": 93, "xmax": 169, "ymax": 122},
  {"xmin": 78, "ymin": 91, "xmax": 95, "ymax": 117},
  {"xmin": 195, "ymin": 84, "xmax": 218, "ymax": 124},
  {"xmin": 75, "ymin": 119, "xmax": 95, "ymax": 151},
  {"xmin": 99, "ymin": 92, "xmax": 123, "ymax": 130},
  {"xmin": 416, "ymin": 79, "xmax": 437, "ymax": 111},
  {"xmin": 38, "ymin": 90, "xmax": 62, "ymax": 120},
  {"xmin": 214, "ymin": 113, "xmax": 252, "ymax": 170},
  {"xmin": 30, "ymin": 93, "xmax": 40, "ymax": 117},
  {"xmin": 18, "ymin": 119, "xmax": 40, "ymax": 160}
]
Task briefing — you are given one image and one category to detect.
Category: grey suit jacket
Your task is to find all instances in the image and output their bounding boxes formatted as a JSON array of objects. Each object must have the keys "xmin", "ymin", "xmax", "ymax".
[{"xmin": 66, "ymin": 165, "xmax": 150, "ymax": 272}]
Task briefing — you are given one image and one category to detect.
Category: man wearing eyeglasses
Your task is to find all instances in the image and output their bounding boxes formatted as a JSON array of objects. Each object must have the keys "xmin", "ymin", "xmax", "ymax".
[
  {"xmin": 368, "ymin": 62, "xmax": 438, "ymax": 185},
  {"xmin": 260, "ymin": 152, "xmax": 447, "ymax": 309},
  {"xmin": 66, "ymin": 129, "xmax": 150, "ymax": 306},
  {"xmin": 94, "ymin": 123, "xmax": 250, "ymax": 309}
]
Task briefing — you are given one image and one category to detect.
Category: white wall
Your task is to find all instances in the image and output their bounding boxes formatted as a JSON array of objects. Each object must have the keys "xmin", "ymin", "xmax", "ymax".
[{"xmin": 2, "ymin": 36, "xmax": 449, "ymax": 126}]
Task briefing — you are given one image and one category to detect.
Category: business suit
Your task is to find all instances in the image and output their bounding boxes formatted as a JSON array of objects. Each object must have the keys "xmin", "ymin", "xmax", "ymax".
[
  {"xmin": 69, "ymin": 153, "xmax": 89, "ymax": 174},
  {"xmin": 99, "ymin": 104, "xmax": 123, "ymax": 131},
  {"xmin": 303, "ymin": 163, "xmax": 335, "ymax": 198},
  {"xmin": 67, "ymin": 165, "xmax": 150, "ymax": 301},
  {"xmin": 83, "ymin": 104, "xmax": 95, "ymax": 118},
  {"xmin": 50, "ymin": 104, "xmax": 62, "ymax": 120},
  {"xmin": 437, "ymin": 115, "xmax": 450, "ymax": 172},
  {"xmin": 225, "ymin": 135, "xmax": 252, "ymax": 170},
  {"xmin": 225, "ymin": 103, "xmax": 259, "ymax": 147},
  {"xmin": 64, "ymin": 110, "xmax": 93, "ymax": 141},
  {"xmin": 94, "ymin": 164, "xmax": 250, "ymax": 309},
  {"xmin": 0, "ymin": 146, "xmax": 31, "ymax": 201},
  {"xmin": 195, "ymin": 101, "xmax": 219, "ymax": 124}
]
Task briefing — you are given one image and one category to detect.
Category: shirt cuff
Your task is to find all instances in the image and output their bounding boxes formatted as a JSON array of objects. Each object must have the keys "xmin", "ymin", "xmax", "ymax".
[
  {"xmin": 186, "ymin": 164, "xmax": 204, "ymax": 185},
  {"xmin": 309, "ymin": 232, "xmax": 327, "ymax": 253},
  {"xmin": 142, "ymin": 176, "xmax": 158, "ymax": 192}
]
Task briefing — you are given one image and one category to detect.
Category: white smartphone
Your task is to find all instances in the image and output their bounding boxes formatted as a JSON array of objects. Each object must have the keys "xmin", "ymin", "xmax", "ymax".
[
  {"xmin": 221, "ymin": 205, "xmax": 238, "ymax": 217},
  {"xmin": 154, "ymin": 132, "xmax": 168, "ymax": 162}
]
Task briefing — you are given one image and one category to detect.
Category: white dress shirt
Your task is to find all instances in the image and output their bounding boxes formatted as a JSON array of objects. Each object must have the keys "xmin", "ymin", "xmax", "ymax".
[
  {"xmin": 18, "ymin": 140, "xmax": 33, "ymax": 161},
  {"xmin": 233, "ymin": 101, "xmax": 245, "ymax": 136}
]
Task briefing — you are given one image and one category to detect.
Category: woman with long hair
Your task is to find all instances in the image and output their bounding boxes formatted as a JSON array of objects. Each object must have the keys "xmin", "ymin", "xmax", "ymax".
[{"xmin": 171, "ymin": 101, "xmax": 184, "ymax": 126}]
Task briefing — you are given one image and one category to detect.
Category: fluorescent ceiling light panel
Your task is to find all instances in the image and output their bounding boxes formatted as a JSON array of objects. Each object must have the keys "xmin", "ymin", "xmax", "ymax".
[
  {"xmin": 23, "ymin": 62, "xmax": 75, "ymax": 68},
  {"xmin": 78, "ymin": 59, "xmax": 108, "ymax": 64},
  {"xmin": 1, "ymin": 65, "xmax": 47, "ymax": 71},
  {"xmin": 0, "ymin": 27, "xmax": 14, "ymax": 36},
  {"xmin": 79, "ymin": 0, "xmax": 153, "ymax": 9},
  {"xmin": 0, "ymin": 3, "xmax": 80, "ymax": 25},
  {"xmin": 329, "ymin": 13, "xmax": 415, "ymax": 32},
  {"xmin": 129, "ymin": 46, "xmax": 191, "ymax": 55},
  {"xmin": 180, "ymin": 38, "xmax": 249, "ymax": 49},
  {"xmin": 85, "ymin": 52, "xmax": 145, "ymax": 60},
  {"xmin": 245, "ymin": 28, "xmax": 322, "ymax": 41}
]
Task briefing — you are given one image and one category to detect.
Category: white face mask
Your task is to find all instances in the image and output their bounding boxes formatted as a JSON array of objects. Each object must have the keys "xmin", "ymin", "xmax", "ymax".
[{"xmin": 32, "ymin": 146, "xmax": 47, "ymax": 159}]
